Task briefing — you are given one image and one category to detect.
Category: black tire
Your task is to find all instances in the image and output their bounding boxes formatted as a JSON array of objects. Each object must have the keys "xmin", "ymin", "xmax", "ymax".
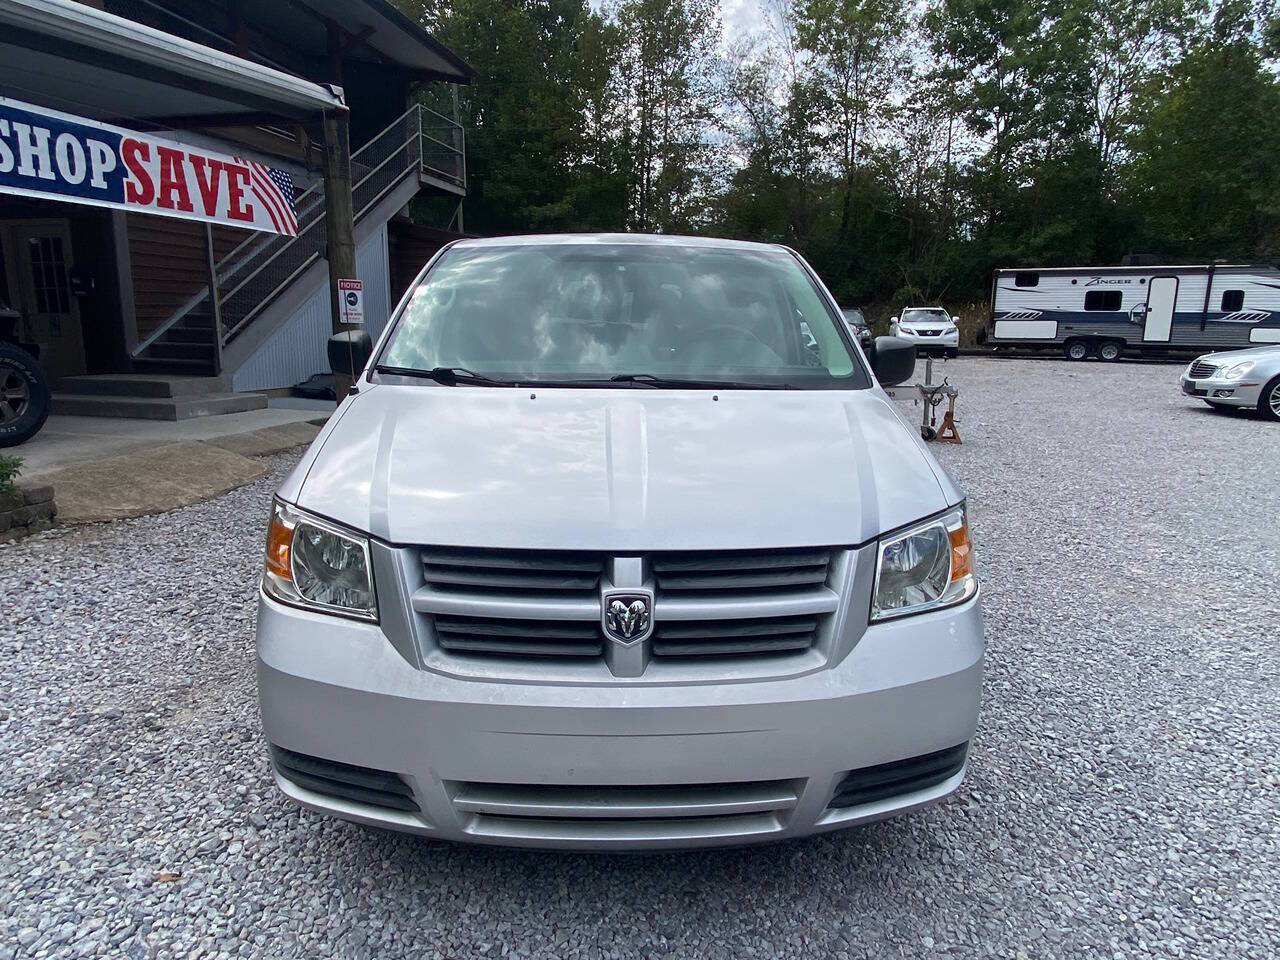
[
  {"xmin": 921, "ymin": 425, "xmax": 937, "ymax": 441},
  {"xmin": 1259, "ymin": 376, "xmax": 1280, "ymax": 422},
  {"xmin": 0, "ymin": 342, "xmax": 51, "ymax": 447},
  {"xmin": 946, "ymin": 348, "xmax": 959, "ymax": 359},
  {"xmin": 1064, "ymin": 340, "xmax": 1091, "ymax": 361},
  {"xmin": 1096, "ymin": 340, "xmax": 1123, "ymax": 362}
]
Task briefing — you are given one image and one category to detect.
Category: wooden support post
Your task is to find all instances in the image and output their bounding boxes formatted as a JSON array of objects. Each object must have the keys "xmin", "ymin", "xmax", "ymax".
[
  {"xmin": 322, "ymin": 107, "xmax": 358, "ymax": 400},
  {"xmin": 322, "ymin": 107, "xmax": 357, "ymax": 337},
  {"xmin": 204, "ymin": 223, "xmax": 224, "ymax": 377}
]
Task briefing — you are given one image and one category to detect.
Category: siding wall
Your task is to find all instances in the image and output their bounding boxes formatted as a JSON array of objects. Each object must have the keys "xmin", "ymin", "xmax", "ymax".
[
  {"xmin": 126, "ymin": 215, "xmax": 242, "ymax": 339},
  {"xmin": 230, "ymin": 224, "xmax": 391, "ymax": 391}
]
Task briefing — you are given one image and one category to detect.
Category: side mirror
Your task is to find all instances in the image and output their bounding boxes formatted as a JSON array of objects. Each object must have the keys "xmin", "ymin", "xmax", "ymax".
[
  {"xmin": 952, "ymin": 315, "xmax": 961, "ymax": 324},
  {"xmin": 870, "ymin": 336, "xmax": 917, "ymax": 387},
  {"xmin": 328, "ymin": 330, "xmax": 373, "ymax": 379},
  {"xmin": 889, "ymin": 316, "xmax": 899, "ymax": 325}
]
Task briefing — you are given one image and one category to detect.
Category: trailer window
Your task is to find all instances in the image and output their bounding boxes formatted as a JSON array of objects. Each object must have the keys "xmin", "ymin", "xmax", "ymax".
[
  {"xmin": 1014, "ymin": 272, "xmax": 1039, "ymax": 287},
  {"xmin": 1220, "ymin": 290, "xmax": 1244, "ymax": 312},
  {"xmin": 1084, "ymin": 290, "xmax": 1122, "ymax": 311}
]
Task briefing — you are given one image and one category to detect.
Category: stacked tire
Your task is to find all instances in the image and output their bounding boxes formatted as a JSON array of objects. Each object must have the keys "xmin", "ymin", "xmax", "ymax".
[{"xmin": 0, "ymin": 342, "xmax": 50, "ymax": 448}]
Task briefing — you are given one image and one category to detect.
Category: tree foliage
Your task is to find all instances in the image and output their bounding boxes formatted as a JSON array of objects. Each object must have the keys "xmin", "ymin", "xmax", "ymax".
[{"xmin": 406, "ymin": 0, "xmax": 1280, "ymax": 305}]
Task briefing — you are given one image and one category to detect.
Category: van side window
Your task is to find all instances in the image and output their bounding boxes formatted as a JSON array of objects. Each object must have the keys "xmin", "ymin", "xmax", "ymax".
[
  {"xmin": 1084, "ymin": 290, "xmax": 1122, "ymax": 311},
  {"xmin": 1220, "ymin": 289, "xmax": 1244, "ymax": 311},
  {"xmin": 1014, "ymin": 272, "xmax": 1039, "ymax": 287}
]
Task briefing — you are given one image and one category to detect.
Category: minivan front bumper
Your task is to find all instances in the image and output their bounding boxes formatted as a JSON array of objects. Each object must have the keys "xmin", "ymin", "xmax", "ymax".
[{"xmin": 257, "ymin": 588, "xmax": 983, "ymax": 849}]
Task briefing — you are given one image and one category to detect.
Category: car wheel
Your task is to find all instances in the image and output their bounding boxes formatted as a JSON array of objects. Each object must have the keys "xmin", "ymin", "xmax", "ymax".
[
  {"xmin": 1259, "ymin": 376, "xmax": 1280, "ymax": 422},
  {"xmin": 921, "ymin": 425, "xmax": 936, "ymax": 441},
  {"xmin": 1064, "ymin": 340, "xmax": 1090, "ymax": 361},
  {"xmin": 0, "ymin": 341, "xmax": 50, "ymax": 448},
  {"xmin": 1097, "ymin": 340, "xmax": 1123, "ymax": 362}
]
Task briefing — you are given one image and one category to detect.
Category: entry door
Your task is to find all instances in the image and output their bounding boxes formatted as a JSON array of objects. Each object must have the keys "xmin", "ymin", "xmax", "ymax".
[
  {"xmin": 1, "ymin": 220, "xmax": 85, "ymax": 379},
  {"xmin": 1143, "ymin": 276, "xmax": 1178, "ymax": 342}
]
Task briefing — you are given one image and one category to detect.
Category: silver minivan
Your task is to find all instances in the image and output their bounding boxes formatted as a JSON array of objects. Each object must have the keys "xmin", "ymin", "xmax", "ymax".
[{"xmin": 257, "ymin": 234, "xmax": 984, "ymax": 850}]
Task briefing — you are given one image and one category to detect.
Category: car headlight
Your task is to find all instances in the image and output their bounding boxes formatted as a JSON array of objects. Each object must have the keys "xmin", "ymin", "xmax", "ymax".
[
  {"xmin": 945, "ymin": 325, "xmax": 958, "ymax": 334},
  {"xmin": 1222, "ymin": 361, "xmax": 1254, "ymax": 380},
  {"xmin": 262, "ymin": 499, "xmax": 377, "ymax": 621},
  {"xmin": 871, "ymin": 505, "xmax": 976, "ymax": 622}
]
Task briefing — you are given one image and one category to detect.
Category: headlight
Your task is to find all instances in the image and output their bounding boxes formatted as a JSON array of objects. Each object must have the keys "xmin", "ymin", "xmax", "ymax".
[
  {"xmin": 871, "ymin": 505, "xmax": 976, "ymax": 622},
  {"xmin": 945, "ymin": 325, "xmax": 958, "ymax": 334},
  {"xmin": 1222, "ymin": 361, "xmax": 1254, "ymax": 380},
  {"xmin": 263, "ymin": 499, "xmax": 377, "ymax": 621}
]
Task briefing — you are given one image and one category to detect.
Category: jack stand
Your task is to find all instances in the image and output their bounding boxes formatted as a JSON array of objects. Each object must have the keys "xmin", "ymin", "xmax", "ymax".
[
  {"xmin": 915, "ymin": 356, "xmax": 961, "ymax": 442},
  {"xmin": 936, "ymin": 394, "xmax": 962, "ymax": 444}
]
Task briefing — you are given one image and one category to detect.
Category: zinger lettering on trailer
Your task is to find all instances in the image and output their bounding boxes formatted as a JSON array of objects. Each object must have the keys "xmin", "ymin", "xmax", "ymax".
[{"xmin": 0, "ymin": 96, "xmax": 297, "ymax": 237}]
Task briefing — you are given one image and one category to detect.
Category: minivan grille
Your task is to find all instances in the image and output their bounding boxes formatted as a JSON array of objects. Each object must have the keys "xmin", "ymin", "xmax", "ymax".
[
  {"xmin": 1188, "ymin": 360, "xmax": 1218, "ymax": 380},
  {"xmin": 413, "ymin": 546, "xmax": 840, "ymax": 674},
  {"xmin": 422, "ymin": 547, "xmax": 604, "ymax": 593},
  {"xmin": 651, "ymin": 548, "xmax": 831, "ymax": 594}
]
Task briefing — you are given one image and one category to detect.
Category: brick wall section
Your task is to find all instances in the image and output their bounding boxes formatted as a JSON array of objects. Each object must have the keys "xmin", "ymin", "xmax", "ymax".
[{"xmin": 0, "ymin": 484, "xmax": 57, "ymax": 542}]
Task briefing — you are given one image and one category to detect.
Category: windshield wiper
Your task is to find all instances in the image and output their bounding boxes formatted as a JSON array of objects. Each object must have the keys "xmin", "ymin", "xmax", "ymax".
[
  {"xmin": 608, "ymin": 373, "xmax": 795, "ymax": 390},
  {"xmin": 374, "ymin": 365, "xmax": 511, "ymax": 386}
]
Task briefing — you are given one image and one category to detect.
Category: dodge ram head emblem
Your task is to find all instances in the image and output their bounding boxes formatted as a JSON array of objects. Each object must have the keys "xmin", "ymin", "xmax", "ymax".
[{"xmin": 603, "ymin": 593, "xmax": 652, "ymax": 644}]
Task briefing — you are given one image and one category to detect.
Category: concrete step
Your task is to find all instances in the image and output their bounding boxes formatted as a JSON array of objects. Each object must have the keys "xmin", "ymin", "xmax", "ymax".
[
  {"xmin": 57, "ymin": 375, "xmax": 227, "ymax": 399},
  {"xmin": 52, "ymin": 391, "xmax": 268, "ymax": 421}
]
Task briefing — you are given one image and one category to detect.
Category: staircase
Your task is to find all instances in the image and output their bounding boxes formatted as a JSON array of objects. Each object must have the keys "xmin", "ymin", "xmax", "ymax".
[
  {"xmin": 53, "ymin": 374, "xmax": 267, "ymax": 421},
  {"xmin": 131, "ymin": 104, "xmax": 465, "ymax": 378}
]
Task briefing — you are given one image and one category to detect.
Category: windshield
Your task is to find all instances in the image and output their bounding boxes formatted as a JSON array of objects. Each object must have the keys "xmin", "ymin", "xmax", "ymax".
[
  {"xmin": 379, "ymin": 243, "xmax": 867, "ymax": 389},
  {"xmin": 901, "ymin": 308, "xmax": 951, "ymax": 325},
  {"xmin": 842, "ymin": 308, "xmax": 866, "ymax": 326}
]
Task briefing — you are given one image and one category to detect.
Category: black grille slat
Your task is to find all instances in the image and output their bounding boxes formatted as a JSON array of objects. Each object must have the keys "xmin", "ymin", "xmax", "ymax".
[
  {"xmin": 1188, "ymin": 360, "xmax": 1218, "ymax": 380},
  {"xmin": 828, "ymin": 743, "xmax": 969, "ymax": 809},
  {"xmin": 271, "ymin": 746, "xmax": 420, "ymax": 812},
  {"xmin": 422, "ymin": 548, "xmax": 603, "ymax": 593},
  {"xmin": 652, "ymin": 616, "xmax": 819, "ymax": 658},
  {"xmin": 656, "ymin": 616, "xmax": 818, "ymax": 639},
  {"xmin": 425, "ymin": 567, "xmax": 601, "ymax": 591},
  {"xmin": 652, "ymin": 549, "xmax": 831, "ymax": 594},
  {"xmin": 434, "ymin": 615, "xmax": 603, "ymax": 657},
  {"xmin": 654, "ymin": 567, "xmax": 829, "ymax": 591}
]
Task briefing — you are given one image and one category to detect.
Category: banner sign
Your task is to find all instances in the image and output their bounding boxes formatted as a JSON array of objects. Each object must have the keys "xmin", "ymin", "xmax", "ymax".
[{"xmin": 0, "ymin": 96, "xmax": 298, "ymax": 236}]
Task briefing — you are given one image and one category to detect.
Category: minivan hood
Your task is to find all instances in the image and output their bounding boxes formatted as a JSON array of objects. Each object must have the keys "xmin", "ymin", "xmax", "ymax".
[{"xmin": 288, "ymin": 384, "xmax": 956, "ymax": 551}]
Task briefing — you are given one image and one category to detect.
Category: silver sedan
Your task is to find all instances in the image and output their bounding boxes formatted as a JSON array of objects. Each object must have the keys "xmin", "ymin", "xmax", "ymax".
[{"xmin": 1180, "ymin": 345, "xmax": 1280, "ymax": 421}]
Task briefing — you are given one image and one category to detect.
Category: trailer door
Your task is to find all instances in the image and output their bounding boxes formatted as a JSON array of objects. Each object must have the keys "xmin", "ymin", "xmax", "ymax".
[{"xmin": 1143, "ymin": 276, "xmax": 1178, "ymax": 342}]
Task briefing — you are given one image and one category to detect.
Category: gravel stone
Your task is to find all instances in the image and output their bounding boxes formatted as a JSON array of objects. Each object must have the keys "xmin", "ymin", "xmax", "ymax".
[{"xmin": 1, "ymin": 358, "xmax": 1277, "ymax": 959}]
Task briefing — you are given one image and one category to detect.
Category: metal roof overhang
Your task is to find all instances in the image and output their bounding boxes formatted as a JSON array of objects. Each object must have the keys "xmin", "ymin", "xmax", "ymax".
[{"xmin": 0, "ymin": 0, "xmax": 346, "ymax": 127}]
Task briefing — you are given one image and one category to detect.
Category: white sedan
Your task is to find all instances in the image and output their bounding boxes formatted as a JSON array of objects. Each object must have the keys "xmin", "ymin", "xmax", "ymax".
[
  {"xmin": 1180, "ymin": 345, "xmax": 1280, "ymax": 421},
  {"xmin": 890, "ymin": 307, "xmax": 960, "ymax": 358}
]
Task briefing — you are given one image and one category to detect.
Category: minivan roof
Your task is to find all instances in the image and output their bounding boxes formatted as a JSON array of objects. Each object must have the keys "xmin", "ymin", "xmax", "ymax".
[{"xmin": 451, "ymin": 233, "xmax": 789, "ymax": 253}]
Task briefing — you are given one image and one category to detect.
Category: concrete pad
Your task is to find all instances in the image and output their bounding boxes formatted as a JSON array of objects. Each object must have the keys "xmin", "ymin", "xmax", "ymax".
[
  {"xmin": 35, "ymin": 441, "xmax": 269, "ymax": 523},
  {"xmin": 206, "ymin": 421, "xmax": 323, "ymax": 457},
  {"xmin": 14, "ymin": 406, "xmax": 326, "ymax": 477}
]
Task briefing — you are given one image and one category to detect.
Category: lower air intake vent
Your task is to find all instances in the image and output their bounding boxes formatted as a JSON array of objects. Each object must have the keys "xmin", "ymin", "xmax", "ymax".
[
  {"xmin": 271, "ymin": 745, "xmax": 419, "ymax": 812},
  {"xmin": 827, "ymin": 743, "xmax": 968, "ymax": 809}
]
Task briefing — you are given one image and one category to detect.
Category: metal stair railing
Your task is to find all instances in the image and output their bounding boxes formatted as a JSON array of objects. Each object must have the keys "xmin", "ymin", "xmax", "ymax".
[{"xmin": 131, "ymin": 104, "xmax": 464, "ymax": 356}]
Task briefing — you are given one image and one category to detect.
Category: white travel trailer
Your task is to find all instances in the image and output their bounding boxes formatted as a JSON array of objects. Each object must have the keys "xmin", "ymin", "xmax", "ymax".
[{"xmin": 980, "ymin": 264, "xmax": 1280, "ymax": 360}]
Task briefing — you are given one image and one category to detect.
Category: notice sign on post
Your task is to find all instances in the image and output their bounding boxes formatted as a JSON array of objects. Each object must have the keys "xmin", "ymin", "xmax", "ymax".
[{"xmin": 339, "ymin": 279, "xmax": 364, "ymax": 325}]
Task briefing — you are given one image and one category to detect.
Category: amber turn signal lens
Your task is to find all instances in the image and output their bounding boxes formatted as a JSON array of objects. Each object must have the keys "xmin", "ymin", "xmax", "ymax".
[
  {"xmin": 948, "ymin": 523, "xmax": 972, "ymax": 581},
  {"xmin": 265, "ymin": 508, "xmax": 293, "ymax": 581}
]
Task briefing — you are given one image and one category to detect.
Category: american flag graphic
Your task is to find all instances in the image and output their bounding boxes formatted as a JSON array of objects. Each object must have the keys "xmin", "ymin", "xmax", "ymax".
[{"xmin": 240, "ymin": 158, "xmax": 298, "ymax": 236}]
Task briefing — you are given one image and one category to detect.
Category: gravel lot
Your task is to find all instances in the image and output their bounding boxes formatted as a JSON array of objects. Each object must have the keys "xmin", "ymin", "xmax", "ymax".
[{"xmin": 2, "ymin": 356, "xmax": 1278, "ymax": 960}]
